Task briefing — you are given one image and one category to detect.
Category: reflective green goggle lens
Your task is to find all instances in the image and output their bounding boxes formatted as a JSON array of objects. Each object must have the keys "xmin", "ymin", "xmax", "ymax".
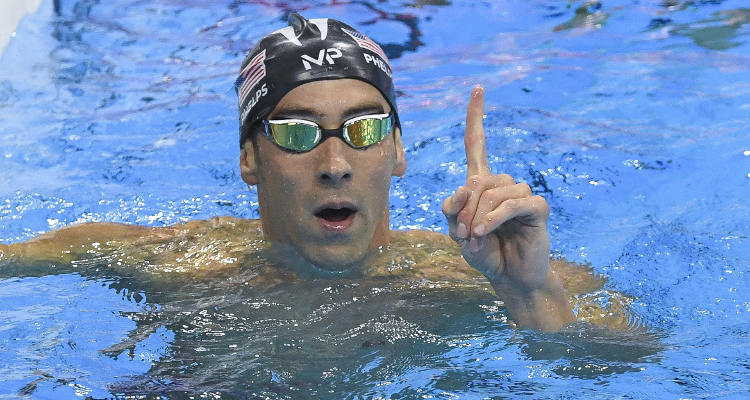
[
  {"xmin": 343, "ymin": 114, "xmax": 393, "ymax": 148},
  {"xmin": 266, "ymin": 121, "xmax": 320, "ymax": 152},
  {"xmin": 263, "ymin": 113, "xmax": 393, "ymax": 152}
]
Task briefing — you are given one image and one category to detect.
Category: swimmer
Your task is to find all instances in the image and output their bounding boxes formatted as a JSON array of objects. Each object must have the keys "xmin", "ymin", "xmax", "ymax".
[{"xmin": 1, "ymin": 14, "xmax": 609, "ymax": 332}]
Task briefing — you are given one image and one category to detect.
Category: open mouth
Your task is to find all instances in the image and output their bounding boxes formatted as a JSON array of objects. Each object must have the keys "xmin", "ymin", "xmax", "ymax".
[
  {"xmin": 315, "ymin": 207, "xmax": 357, "ymax": 222},
  {"xmin": 313, "ymin": 202, "xmax": 358, "ymax": 232}
]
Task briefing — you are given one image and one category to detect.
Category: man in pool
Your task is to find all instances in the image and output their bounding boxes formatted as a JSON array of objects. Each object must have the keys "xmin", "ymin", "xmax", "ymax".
[{"xmin": 0, "ymin": 14, "xmax": 575, "ymax": 331}]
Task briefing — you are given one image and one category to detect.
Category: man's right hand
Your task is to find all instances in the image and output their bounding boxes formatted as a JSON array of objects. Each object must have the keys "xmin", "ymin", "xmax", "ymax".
[{"xmin": 442, "ymin": 86, "xmax": 574, "ymax": 331}]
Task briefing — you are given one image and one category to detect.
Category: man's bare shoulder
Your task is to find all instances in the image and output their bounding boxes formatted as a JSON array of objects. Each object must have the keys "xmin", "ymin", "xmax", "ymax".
[
  {"xmin": 169, "ymin": 216, "xmax": 263, "ymax": 237},
  {"xmin": 114, "ymin": 216, "xmax": 266, "ymax": 276},
  {"xmin": 363, "ymin": 229, "xmax": 485, "ymax": 283},
  {"xmin": 30, "ymin": 216, "xmax": 262, "ymax": 242},
  {"xmin": 381, "ymin": 230, "xmax": 596, "ymax": 292},
  {"xmin": 390, "ymin": 229, "xmax": 456, "ymax": 245},
  {"xmin": 389, "ymin": 229, "xmax": 607, "ymax": 287},
  {"xmin": 4, "ymin": 217, "xmax": 264, "ymax": 267}
]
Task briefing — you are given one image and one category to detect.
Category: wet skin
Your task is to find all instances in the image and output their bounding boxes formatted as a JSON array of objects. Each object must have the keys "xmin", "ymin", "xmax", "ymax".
[
  {"xmin": 0, "ymin": 82, "xmax": 577, "ymax": 331},
  {"xmin": 0, "ymin": 216, "xmax": 637, "ymax": 331},
  {"xmin": 239, "ymin": 79, "xmax": 406, "ymax": 274}
]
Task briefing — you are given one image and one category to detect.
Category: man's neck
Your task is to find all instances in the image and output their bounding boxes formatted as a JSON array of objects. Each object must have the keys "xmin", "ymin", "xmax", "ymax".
[{"xmin": 262, "ymin": 241, "xmax": 376, "ymax": 279}]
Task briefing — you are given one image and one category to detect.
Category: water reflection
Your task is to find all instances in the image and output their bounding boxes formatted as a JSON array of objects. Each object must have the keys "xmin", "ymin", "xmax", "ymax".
[
  {"xmin": 103, "ymin": 276, "xmax": 658, "ymax": 397},
  {"xmin": 6, "ymin": 0, "xmax": 748, "ymax": 397},
  {"xmin": 0, "ymin": 228, "xmax": 660, "ymax": 397},
  {"xmin": 670, "ymin": 8, "xmax": 750, "ymax": 50},
  {"xmin": 551, "ymin": 1, "xmax": 749, "ymax": 51},
  {"xmin": 553, "ymin": 0, "xmax": 608, "ymax": 32},
  {"xmin": 235, "ymin": 0, "xmax": 430, "ymax": 60}
]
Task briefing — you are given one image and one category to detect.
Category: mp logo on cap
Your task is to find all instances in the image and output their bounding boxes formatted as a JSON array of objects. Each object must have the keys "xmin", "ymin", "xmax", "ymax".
[{"xmin": 301, "ymin": 48, "xmax": 343, "ymax": 70}]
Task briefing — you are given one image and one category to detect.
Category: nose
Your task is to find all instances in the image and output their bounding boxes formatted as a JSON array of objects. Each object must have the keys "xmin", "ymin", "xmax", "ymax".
[{"xmin": 316, "ymin": 137, "xmax": 353, "ymax": 186}]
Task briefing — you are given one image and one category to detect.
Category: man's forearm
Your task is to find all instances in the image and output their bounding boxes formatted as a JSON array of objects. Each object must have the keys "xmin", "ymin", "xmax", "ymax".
[
  {"xmin": 492, "ymin": 269, "xmax": 575, "ymax": 332},
  {"xmin": 0, "ymin": 223, "xmax": 169, "ymax": 264},
  {"xmin": 1, "ymin": 231, "xmax": 88, "ymax": 264}
]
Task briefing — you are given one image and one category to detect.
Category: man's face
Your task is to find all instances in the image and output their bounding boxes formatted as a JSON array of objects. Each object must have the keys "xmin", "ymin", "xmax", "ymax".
[{"xmin": 240, "ymin": 79, "xmax": 406, "ymax": 272}]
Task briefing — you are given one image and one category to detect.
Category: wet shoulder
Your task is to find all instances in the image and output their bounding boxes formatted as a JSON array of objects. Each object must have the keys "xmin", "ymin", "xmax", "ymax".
[
  {"xmin": 363, "ymin": 229, "xmax": 486, "ymax": 283},
  {"xmin": 117, "ymin": 217, "xmax": 267, "ymax": 278},
  {"xmin": 170, "ymin": 216, "xmax": 263, "ymax": 236},
  {"xmin": 374, "ymin": 230, "xmax": 638, "ymax": 330}
]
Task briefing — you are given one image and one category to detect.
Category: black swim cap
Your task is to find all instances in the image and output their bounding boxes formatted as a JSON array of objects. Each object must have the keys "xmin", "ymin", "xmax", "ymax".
[{"xmin": 235, "ymin": 13, "xmax": 399, "ymax": 148}]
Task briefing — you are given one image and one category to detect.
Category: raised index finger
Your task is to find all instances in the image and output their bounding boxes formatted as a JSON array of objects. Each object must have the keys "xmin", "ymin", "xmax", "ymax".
[{"xmin": 465, "ymin": 86, "xmax": 490, "ymax": 176}]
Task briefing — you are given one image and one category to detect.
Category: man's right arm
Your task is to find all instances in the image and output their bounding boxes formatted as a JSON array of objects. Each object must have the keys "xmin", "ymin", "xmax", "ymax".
[{"xmin": 0, "ymin": 222, "xmax": 176, "ymax": 264}]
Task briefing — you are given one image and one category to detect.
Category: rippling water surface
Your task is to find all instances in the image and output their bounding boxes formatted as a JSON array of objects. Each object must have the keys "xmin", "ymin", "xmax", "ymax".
[{"xmin": 1, "ymin": 0, "xmax": 749, "ymax": 398}]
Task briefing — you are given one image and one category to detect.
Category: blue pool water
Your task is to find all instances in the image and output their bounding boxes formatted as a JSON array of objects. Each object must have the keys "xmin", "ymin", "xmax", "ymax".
[{"xmin": 1, "ymin": 0, "xmax": 749, "ymax": 398}]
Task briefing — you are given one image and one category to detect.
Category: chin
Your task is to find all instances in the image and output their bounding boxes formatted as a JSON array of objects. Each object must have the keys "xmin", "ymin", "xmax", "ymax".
[{"xmin": 301, "ymin": 242, "xmax": 371, "ymax": 273}]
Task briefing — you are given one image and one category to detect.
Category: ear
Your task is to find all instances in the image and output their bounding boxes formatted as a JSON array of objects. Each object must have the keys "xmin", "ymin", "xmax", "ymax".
[
  {"xmin": 391, "ymin": 127, "xmax": 407, "ymax": 177},
  {"xmin": 240, "ymin": 140, "xmax": 259, "ymax": 186}
]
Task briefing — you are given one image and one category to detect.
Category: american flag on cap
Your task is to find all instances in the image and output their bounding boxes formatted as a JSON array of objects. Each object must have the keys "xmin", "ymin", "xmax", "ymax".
[
  {"xmin": 235, "ymin": 49, "xmax": 267, "ymax": 106},
  {"xmin": 341, "ymin": 28, "xmax": 390, "ymax": 64}
]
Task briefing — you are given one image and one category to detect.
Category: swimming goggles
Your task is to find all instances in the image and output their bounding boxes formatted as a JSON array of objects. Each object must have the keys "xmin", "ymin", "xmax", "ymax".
[{"xmin": 261, "ymin": 113, "xmax": 393, "ymax": 152}]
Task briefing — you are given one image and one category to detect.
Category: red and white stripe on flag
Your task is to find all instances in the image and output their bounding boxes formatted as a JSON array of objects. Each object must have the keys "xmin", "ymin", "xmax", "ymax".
[
  {"xmin": 341, "ymin": 28, "xmax": 390, "ymax": 65},
  {"xmin": 238, "ymin": 49, "xmax": 267, "ymax": 106}
]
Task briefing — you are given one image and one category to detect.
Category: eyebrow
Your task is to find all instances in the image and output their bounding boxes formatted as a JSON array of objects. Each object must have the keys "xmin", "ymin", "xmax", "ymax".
[{"xmin": 269, "ymin": 103, "xmax": 387, "ymax": 122}]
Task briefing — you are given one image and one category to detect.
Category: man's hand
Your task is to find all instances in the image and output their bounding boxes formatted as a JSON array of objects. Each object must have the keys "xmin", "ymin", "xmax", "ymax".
[
  {"xmin": 442, "ymin": 86, "xmax": 550, "ymax": 292},
  {"xmin": 442, "ymin": 86, "xmax": 574, "ymax": 330}
]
